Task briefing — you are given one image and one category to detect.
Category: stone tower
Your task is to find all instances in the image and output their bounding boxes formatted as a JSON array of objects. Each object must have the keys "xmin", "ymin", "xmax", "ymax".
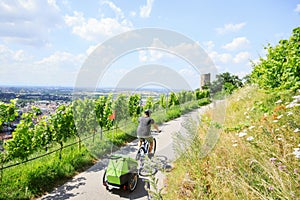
[{"xmin": 200, "ymin": 73, "xmax": 211, "ymax": 88}]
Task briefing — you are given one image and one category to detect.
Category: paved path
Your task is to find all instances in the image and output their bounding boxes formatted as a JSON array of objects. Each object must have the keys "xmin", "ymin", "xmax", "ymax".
[{"xmin": 38, "ymin": 105, "xmax": 211, "ymax": 200}]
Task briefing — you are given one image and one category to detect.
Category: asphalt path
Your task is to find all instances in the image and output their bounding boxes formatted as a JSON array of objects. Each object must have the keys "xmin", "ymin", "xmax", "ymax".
[{"xmin": 38, "ymin": 106, "xmax": 211, "ymax": 200}]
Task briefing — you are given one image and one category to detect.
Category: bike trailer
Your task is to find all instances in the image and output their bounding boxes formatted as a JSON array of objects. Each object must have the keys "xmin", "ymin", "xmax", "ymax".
[{"xmin": 103, "ymin": 154, "xmax": 139, "ymax": 191}]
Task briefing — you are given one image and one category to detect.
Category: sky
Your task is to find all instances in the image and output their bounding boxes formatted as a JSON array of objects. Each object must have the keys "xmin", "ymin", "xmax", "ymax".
[{"xmin": 0, "ymin": 0, "xmax": 299, "ymax": 90}]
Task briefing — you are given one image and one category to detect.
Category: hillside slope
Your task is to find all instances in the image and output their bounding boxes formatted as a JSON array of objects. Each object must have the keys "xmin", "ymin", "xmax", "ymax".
[{"xmin": 163, "ymin": 85, "xmax": 300, "ymax": 199}]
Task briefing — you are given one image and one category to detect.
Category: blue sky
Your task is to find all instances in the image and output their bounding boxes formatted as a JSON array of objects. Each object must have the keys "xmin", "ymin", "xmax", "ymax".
[{"xmin": 0, "ymin": 0, "xmax": 299, "ymax": 89}]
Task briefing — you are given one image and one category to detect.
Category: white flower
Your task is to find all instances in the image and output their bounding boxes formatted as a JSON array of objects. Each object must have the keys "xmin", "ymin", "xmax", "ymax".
[
  {"xmin": 232, "ymin": 143, "xmax": 238, "ymax": 147},
  {"xmin": 277, "ymin": 114, "xmax": 283, "ymax": 119},
  {"xmin": 293, "ymin": 148, "xmax": 300, "ymax": 159},
  {"xmin": 277, "ymin": 137, "xmax": 283, "ymax": 141},
  {"xmin": 238, "ymin": 132, "xmax": 247, "ymax": 137},
  {"xmin": 292, "ymin": 95, "xmax": 300, "ymax": 102},
  {"xmin": 286, "ymin": 102, "xmax": 300, "ymax": 108},
  {"xmin": 275, "ymin": 99, "xmax": 283, "ymax": 104},
  {"xmin": 249, "ymin": 126, "xmax": 255, "ymax": 130},
  {"xmin": 294, "ymin": 128, "xmax": 299, "ymax": 133},
  {"xmin": 273, "ymin": 120, "xmax": 278, "ymax": 123},
  {"xmin": 287, "ymin": 111, "xmax": 293, "ymax": 116},
  {"xmin": 246, "ymin": 136, "xmax": 254, "ymax": 141}
]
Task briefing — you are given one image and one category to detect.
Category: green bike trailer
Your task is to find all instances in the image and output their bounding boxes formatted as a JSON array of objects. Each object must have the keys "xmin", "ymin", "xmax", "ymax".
[{"xmin": 103, "ymin": 154, "xmax": 139, "ymax": 191}]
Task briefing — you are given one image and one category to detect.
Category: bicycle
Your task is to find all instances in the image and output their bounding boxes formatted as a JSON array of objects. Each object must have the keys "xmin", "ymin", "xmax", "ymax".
[{"xmin": 135, "ymin": 131, "xmax": 160, "ymax": 176}]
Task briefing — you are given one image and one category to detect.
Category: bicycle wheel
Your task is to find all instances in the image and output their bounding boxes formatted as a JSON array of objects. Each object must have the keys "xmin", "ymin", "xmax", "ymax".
[
  {"xmin": 152, "ymin": 138, "xmax": 156, "ymax": 154},
  {"xmin": 135, "ymin": 147, "xmax": 146, "ymax": 161},
  {"xmin": 138, "ymin": 163, "xmax": 158, "ymax": 177}
]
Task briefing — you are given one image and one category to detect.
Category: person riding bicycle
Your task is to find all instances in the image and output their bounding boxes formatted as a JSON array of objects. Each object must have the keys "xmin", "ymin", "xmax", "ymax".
[{"xmin": 137, "ymin": 109, "xmax": 160, "ymax": 154}]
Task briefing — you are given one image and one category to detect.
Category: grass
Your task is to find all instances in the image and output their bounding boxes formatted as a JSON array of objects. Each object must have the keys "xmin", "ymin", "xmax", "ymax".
[{"xmin": 163, "ymin": 85, "xmax": 300, "ymax": 200}]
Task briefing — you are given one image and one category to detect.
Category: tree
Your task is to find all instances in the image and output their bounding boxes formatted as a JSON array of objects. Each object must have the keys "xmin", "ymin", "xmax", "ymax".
[
  {"xmin": 210, "ymin": 72, "xmax": 243, "ymax": 94},
  {"xmin": 250, "ymin": 27, "xmax": 300, "ymax": 91}
]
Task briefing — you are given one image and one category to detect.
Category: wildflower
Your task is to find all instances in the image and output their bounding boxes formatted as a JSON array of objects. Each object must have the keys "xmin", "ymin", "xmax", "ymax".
[
  {"xmin": 249, "ymin": 126, "xmax": 255, "ymax": 130},
  {"xmin": 277, "ymin": 137, "xmax": 283, "ymax": 141},
  {"xmin": 269, "ymin": 157, "xmax": 277, "ymax": 163},
  {"xmin": 292, "ymin": 95, "xmax": 300, "ymax": 102},
  {"xmin": 277, "ymin": 114, "xmax": 283, "ymax": 119},
  {"xmin": 286, "ymin": 102, "xmax": 300, "ymax": 108},
  {"xmin": 275, "ymin": 99, "xmax": 282, "ymax": 104},
  {"xmin": 293, "ymin": 148, "xmax": 300, "ymax": 159},
  {"xmin": 275, "ymin": 128, "xmax": 280, "ymax": 132},
  {"xmin": 268, "ymin": 186, "xmax": 274, "ymax": 191},
  {"xmin": 273, "ymin": 120, "xmax": 278, "ymax": 123},
  {"xmin": 287, "ymin": 111, "xmax": 293, "ymax": 116},
  {"xmin": 294, "ymin": 128, "xmax": 299, "ymax": 133},
  {"xmin": 232, "ymin": 143, "xmax": 238, "ymax": 147},
  {"xmin": 246, "ymin": 136, "xmax": 254, "ymax": 141},
  {"xmin": 294, "ymin": 169, "xmax": 299, "ymax": 174},
  {"xmin": 238, "ymin": 132, "xmax": 247, "ymax": 137},
  {"xmin": 278, "ymin": 165, "xmax": 287, "ymax": 171}
]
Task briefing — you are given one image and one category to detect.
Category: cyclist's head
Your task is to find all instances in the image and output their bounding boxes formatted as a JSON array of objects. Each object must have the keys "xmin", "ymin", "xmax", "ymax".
[{"xmin": 144, "ymin": 109, "xmax": 152, "ymax": 116}]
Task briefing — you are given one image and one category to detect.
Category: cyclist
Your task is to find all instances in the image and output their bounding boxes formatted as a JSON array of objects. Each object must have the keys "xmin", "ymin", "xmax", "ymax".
[{"xmin": 137, "ymin": 109, "xmax": 161, "ymax": 154}]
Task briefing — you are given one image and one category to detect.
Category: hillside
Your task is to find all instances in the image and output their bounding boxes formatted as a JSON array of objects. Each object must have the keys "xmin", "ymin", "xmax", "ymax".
[{"xmin": 163, "ymin": 85, "xmax": 300, "ymax": 199}]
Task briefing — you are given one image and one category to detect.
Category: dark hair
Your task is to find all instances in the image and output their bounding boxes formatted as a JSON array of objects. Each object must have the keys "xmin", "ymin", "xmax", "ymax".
[{"xmin": 144, "ymin": 109, "xmax": 152, "ymax": 116}]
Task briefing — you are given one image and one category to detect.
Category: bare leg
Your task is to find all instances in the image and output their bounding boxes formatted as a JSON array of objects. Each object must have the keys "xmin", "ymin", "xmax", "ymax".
[{"xmin": 149, "ymin": 141, "xmax": 153, "ymax": 153}]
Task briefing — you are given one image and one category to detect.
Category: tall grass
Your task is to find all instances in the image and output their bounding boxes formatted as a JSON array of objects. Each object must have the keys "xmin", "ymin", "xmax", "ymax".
[{"xmin": 164, "ymin": 85, "xmax": 300, "ymax": 199}]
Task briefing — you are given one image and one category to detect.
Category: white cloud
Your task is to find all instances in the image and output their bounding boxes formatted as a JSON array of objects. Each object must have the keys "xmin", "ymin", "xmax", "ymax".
[
  {"xmin": 0, "ymin": 45, "xmax": 31, "ymax": 62},
  {"xmin": 203, "ymin": 41, "xmax": 215, "ymax": 52},
  {"xmin": 140, "ymin": 0, "xmax": 154, "ymax": 18},
  {"xmin": 103, "ymin": 1, "xmax": 124, "ymax": 19},
  {"xmin": 0, "ymin": 0, "xmax": 63, "ymax": 46},
  {"xmin": 130, "ymin": 11, "xmax": 137, "ymax": 17},
  {"xmin": 216, "ymin": 22, "xmax": 246, "ymax": 34},
  {"xmin": 208, "ymin": 51, "xmax": 232, "ymax": 64},
  {"xmin": 233, "ymin": 51, "xmax": 251, "ymax": 63},
  {"xmin": 1, "ymin": 51, "xmax": 85, "ymax": 86},
  {"xmin": 295, "ymin": 4, "xmax": 300, "ymax": 13},
  {"xmin": 64, "ymin": 8, "xmax": 133, "ymax": 41},
  {"xmin": 222, "ymin": 37, "xmax": 250, "ymax": 51}
]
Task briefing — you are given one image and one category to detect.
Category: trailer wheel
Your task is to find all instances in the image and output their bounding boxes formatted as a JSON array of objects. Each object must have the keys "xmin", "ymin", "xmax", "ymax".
[{"xmin": 128, "ymin": 173, "xmax": 138, "ymax": 192}]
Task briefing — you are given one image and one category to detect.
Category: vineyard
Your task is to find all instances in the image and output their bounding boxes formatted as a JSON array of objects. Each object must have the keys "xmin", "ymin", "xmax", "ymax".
[{"xmin": 0, "ymin": 89, "xmax": 210, "ymax": 199}]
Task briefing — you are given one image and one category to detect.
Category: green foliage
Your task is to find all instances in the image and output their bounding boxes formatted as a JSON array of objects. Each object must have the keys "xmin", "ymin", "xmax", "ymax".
[
  {"xmin": 198, "ymin": 98, "xmax": 211, "ymax": 106},
  {"xmin": 113, "ymin": 94, "xmax": 129, "ymax": 124},
  {"xmin": 159, "ymin": 94, "xmax": 167, "ymax": 109},
  {"xmin": 0, "ymin": 100, "xmax": 18, "ymax": 130},
  {"xmin": 210, "ymin": 72, "xmax": 243, "ymax": 94},
  {"xmin": 166, "ymin": 106, "xmax": 181, "ymax": 120},
  {"xmin": 251, "ymin": 27, "xmax": 300, "ymax": 91},
  {"xmin": 194, "ymin": 89, "xmax": 210, "ymax": 100},
  {"xmin": 128, "ymin": 94, "xmax": 142, "ymax": 121},
  {"xmin": 144, "ymin": 96, "xmax": 154, "ymax": 110},
  {"xmin": 4, "ymin": 107, "xmax": 41, "ymax": 161},
  {"xmin": 168, "ymin": 92, "xmax": 179, "ymax": 107},
  {"xmin": 164, "ymin": 86, "xmax": 300, "ymax": 199},
  {"xmin": 0, "ymin": 146, "xmax": 93, "ymax": 200}
]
